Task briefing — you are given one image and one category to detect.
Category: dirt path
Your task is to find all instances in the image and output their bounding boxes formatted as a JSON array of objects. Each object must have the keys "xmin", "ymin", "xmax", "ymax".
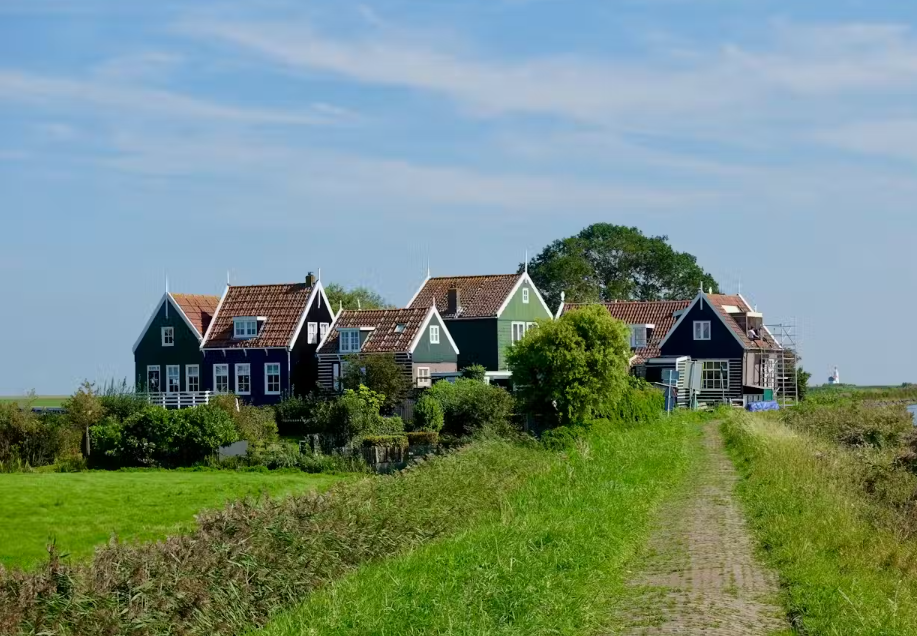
[{"xmin": 617, "ymin": 421, "xmax": 787, "ymax": 635}]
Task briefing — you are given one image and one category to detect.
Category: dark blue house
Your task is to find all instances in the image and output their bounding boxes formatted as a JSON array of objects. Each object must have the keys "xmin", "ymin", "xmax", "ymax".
[{"xmin": 200, "ymin": 273, "xmax": 334, "ymax": 405}]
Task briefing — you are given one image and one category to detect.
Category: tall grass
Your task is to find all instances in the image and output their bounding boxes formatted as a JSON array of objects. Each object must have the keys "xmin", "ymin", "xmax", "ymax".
[
  {"xmin": 724, "ymin": 411, "xmax": 917, "ymax": 634},
  {"xmin": 252, "ymin": 416, "xmax": 701, "ymax": 636}
]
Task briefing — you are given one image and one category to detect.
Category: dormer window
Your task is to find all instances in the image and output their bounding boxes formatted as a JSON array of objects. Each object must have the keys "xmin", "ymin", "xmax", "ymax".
[
  {"xmin": 630, "ymin": 325, "xmax": 648, "ymax": 348},
  {"xmin": 234, "ymin": 317, "xmax": 259, "ymax": 339},
  {"xmin": 339, "ymin": 329, "xmax": 360, "ymax": 353}
]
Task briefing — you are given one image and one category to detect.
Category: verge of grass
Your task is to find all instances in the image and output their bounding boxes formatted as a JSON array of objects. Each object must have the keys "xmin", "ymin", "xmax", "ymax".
[
  {"xmin": 252, "ymin": 415, "xmax": 702, "ymax": 636},
  {"xmin": 0, "ymin": 470, "xmax": 341, "ymax": 569},
  {"xmin": 723, "ymin": 411, "xmax": 917, "ymax": 634},
  {"xmin": 0, "ymin": 396, "xmax": 66, "ymax": 408}
]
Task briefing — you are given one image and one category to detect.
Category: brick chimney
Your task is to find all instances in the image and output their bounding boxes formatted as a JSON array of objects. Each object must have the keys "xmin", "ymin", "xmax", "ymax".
[
  {"xmin": 305, "ymin": 272, "xmax": 316, "ymax": 287},
  {"xmin": 447, "ymin": 287, "xmax": 461, "ymax": 315}
]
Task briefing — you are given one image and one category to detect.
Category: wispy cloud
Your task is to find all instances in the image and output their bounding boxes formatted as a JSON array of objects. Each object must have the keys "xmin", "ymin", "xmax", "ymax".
[{"xmin": 817, "ymin": 119, "xmax": 917, "ymax": 164}]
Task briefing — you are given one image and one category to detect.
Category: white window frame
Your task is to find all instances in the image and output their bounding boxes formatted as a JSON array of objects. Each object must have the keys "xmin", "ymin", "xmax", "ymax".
[
  {"xmin": 265, "ymin": 362, "xmax": 281, "ymax": 395},
  {"xmin": 631, "ymin": 325, "xmax": 648, "ymax": 348},
  {"xmin": 307, "ymin": 322, "xmax": 318, "ymax": 344},
  {"xmin": 320, "ymin": 322, "xmax": 330, "ymax": 341},
  {"xmin": 235, "ymin": 363, "xmax": 251, "ymax": 395},
  {"xmin": 429, "ymin": 325, "xmax": 440, "ymax": 344},
  {"xmin": 166, "ymin": 365, "xmax": 180, "ymax": 393},
  {"xmin": 701, "ymin": 360, "xmax": 729, "ymax": 391},
  {"xmin": 512, "ymin": 321, "xmax": 530, "ymax": 343},
  {"xmin": 186, "ymin": 365, "xmax": 200, "ymax": 392},
  {"xmin": 522, "ymin": 287, "xmax": 529, "ymax": 304},
  {"xmin": 339, "ymin": 329, "xmax": 360, "ymax": 353},
  {"xmin": 332, "ymin": 362, "xmax": 341, "ymax": 391},
  {"xmin": 416, "ymin": 367, "xmax": 431, "ymax": 388},
  {"xmin": 693, "ymin": 321, "xmax": 711, "ymax": 341},
  {"xmin": 161, "ymin": 326, "xmax": 174, "ymax": 347},
  {"xmin": 233, "ymin": 317, "xmax": 259, "ymax": 339},
  {"xmin": 527, "ymin": 321, "xmax": 537, "ymax": 331},
  {"xmin": 146, "ymin": 365, "xmax": 161, "ymax": 393},
  {"xmin": 214, "ymin": 364, "xmax": 229, "ymax": 394}
]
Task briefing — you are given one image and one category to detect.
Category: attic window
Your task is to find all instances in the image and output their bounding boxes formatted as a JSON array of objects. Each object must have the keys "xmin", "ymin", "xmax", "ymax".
[
  {"xmin": 395, "ymin": 323, "xmax": 406, "ymax": 334},
  {"xmin": 722, "ymin": 305, "xmax": 742, "ymax": 313},
  {"xmin": 340, "ymin": 329, "xmax": 360, "ymax": 353},
  {"xmin": 522, "ymin": 288, "xmax": 530, "ymax": 304},
  {"xmin": 234, "ymin": 317, "xmax": 259, "ymax": 339},
  {"xmin": 630, "ymin": 324, "xmax": 651, "ymax": 348}
]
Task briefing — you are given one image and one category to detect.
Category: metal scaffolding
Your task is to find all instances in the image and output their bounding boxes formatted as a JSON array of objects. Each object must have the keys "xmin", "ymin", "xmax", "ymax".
[{"xmin": 766, "ymin": 320, "xmax": 799, "ymax": 407}]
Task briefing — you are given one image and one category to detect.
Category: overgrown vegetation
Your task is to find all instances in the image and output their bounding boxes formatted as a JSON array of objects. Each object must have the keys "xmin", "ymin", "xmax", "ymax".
[
  {"xmin": 341, "ymin": 353, "xmax": 411, "ymax": 414},
  {"xmin": 424, "ymin": 378, "xmax": 516, "ymax": 437},
  {"xmin": 724, "ymin": 403, "xmax": 917, "ymax": 634}
]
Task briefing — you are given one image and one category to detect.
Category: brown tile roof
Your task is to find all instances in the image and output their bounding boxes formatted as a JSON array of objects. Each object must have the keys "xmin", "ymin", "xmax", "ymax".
[
  {"xmin": 203, "ymin": 284, "xmax": 314, "ymax": 349},
  {"xmin": 318, "ymin": 307, "xmax": 431, "ymax": 354},
  {"xmin": 170, "ymin": 293, "xmax": 220, "ymax": 338},
  {"xmin": 706, "ymin": 294, "xmax": 780, "ymax": 350},
  {"xmin": 563, "ymin": 300, "xmax": 691, "ymax": 364},
  {"xmin": 408, "ymin": 274, "xmax": 521, "ymax": 318}
]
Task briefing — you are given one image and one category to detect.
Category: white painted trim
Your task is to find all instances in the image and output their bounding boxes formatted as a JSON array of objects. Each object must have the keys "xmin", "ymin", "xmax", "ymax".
[
  {"xmin": 133, "ymin": 292, "xmax": 202, "ymax": 353},
  {"xmin": 522, "ymin": 287, "xmax": 529, "ymax": 304},
  {"xmin": 200, "ymin": 285, "xmax": 230, "ymax": 350},
  {"xmin": 338, "ymin": 328, "xmax": 361, "ymax": 353},
  {"xmin": 555, "ymin": 301, "xmax": 566, "ymax": 319},
  {"xmin": 165, "ymin": 365, "xmax": 180, "ymax": 393},
  {"xmin": 495, "ymin": 272, "xmax": 553, "ymax": 319},
  {"xmin": 233, "ymin": 317, "xmax": 259, "ymax": 339},
  {"xmin": 213, "ymin": 363, "xmax": 229, "ymax": 394},
  {"xmin": 405, "ymin": 272, "xmax": 432, "ymax": 309},
  {"xmin": 185, "ymin": 364, "xmax": 200, "ymax": 392},
  {"xmin": 289, "ymin": 281, "xmax": 332, "ymax": 350},
  {"xmin": 167, "ymin": 293, "xmax": 205, "ymax": 340},
  {"xmin": 429, "ymin": 324, "xmax": 440, "ymax": 344},
  {"xmin": 656, "ymin": 291, "xmax": 748, "ymax": 351},
  {"xmin": 316, "ymin": 306, "xmax": 343, "ymax": 353},
  {"xmin": 146, "ymin": 365, "xmax": 161, "ymax": 392},
  {"xmin": 700, "ymin": 359, "xmax": 731, "ymax": 391},
  {"xmin": 408, "ymin": 305, "xmax": 460, "ymax": 355},
  {"xmin": 264, "ymin": 362, "xmax": 282, "ymax": 395},
  {"xmin": 416, "ymin": 366, "xmax": 432, "ymax": 388},
  {"xmin": 161, "ymin": 326, "xmax": 175, "ymax": 347},
  {"xmin": 234, "ymin": 362, "xmax": 252, "ymax": 395},
  {"xmin": 693, "ymin": 320, "xmax": 712, "ymax": 341},
  {"xmin": 510, "ymin": 321, "xmax": 528, "ymax": 343}
]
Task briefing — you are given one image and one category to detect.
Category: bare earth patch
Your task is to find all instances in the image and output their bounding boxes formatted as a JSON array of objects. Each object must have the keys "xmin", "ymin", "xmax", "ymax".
[{"xmin": 616, "ymin": 421, "xmax": 788, "ymax": 635}]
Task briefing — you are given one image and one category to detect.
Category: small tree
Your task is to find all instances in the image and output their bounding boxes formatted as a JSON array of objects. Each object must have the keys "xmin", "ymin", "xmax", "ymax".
[
  {"xmin": 507, "ymin": 304, "xmax": 632, "ymax": 428},
  {"xmin": 342, "ymin": 354, "xmax": 411, "ymax": 414},
  {"xmin": 412, "ymin": 394, "xmax": 444, "ymax": 432},
  {"xmin": 64, "ymin": 381, "xmax": 105, "ymax": 457},
  {"xmin": 797, "ymin": 367, "xmax": 812, "ymax": 402},
  {"xmin": 460, "ymin": 364, "xmax": 487, "ymax": 383}
]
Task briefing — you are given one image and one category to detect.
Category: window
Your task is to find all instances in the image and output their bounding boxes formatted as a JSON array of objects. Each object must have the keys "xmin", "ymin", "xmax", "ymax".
[
  {"xmin": 631, "ymin": 325, "xmax": 648, "ymax": 348},
  {"xmin": 693, "ymin": 321, "xmax": 711, "ymax": 341},
  {"xmin": 146, "ymin": 366, "xmax": 160, "ymax": 392},
  {"xmin": 214, "ymin": 364, "xmax": 229, "ymax": 394},
  {"xmin": 166, "ymin": 365, "xmax": 180, "ymax": 393},
  {"xmin": 265, "ymin": 363, "xmax": 281, "ymax": 395},
  {"xmin": 522, "ymin": 287, "xmax": 530, "ymax": 304},
  {"xmin": 702, "ymin": 361, "xmax": 729, "ymax": 390},
  {"xmin": 235, "ymin": 363, "xmax": 251, "ymax": 395},
  {"xmin": 320, "ymin": 322, "xmax": 330, "ymax": 340},
  {"xmin": 394, "ymin": 323, "xmax": 406, "ymax": 334},
  {"xmin": 332, "ymin": 362, "xmax": 341, "ymax": 391},
  {"xmin": 429, "ymin": 325, "xmax": 440, "ymax": 344},
  {"xmin": 234, "ymin": 317, "xmax": 258, "ymax": 339},
  {"xmin": 339, "ymin": 329, "xmax": 360, "ymax": 353},
  {"xmin": 527, "ymin": 322, "xmax": 537, "ymax": 331},
  {"xmin": 416, "ymin": 367, "xmax": 431, "ymax": 388},
  {"xmin": 186, "ymin": 365, "xmax": 200, "ymax": 392},
  {"xmin": 764, "ymin": 357, "xmax": 776, "ymax": 389},
  {"xmin": 512, "ymin": 322, "xmax": 527, "ymax": 343},
  {"xmin": 161, "ymin": 326, "xmax": 174, "ymax": 347},
  {"xmin": 307, "ymin": 322, "xmax": 318, "ymax": 344}
]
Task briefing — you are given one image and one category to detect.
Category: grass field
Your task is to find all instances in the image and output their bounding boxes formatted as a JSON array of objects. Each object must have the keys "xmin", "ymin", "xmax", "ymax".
[
  {"xmin": 724, "ymin": 411, "xmax": 917, "ymax": 635},
  {"xmin": 0, "ymin": 396, "xmax": 67, "ymax": 408},
  {"xmin": 0, "ymin": 470, "xmax": 342, "ymax": 569},
  {"xmin": 252, "ymin": 416, "xmax": 703, "ymax": 636}
]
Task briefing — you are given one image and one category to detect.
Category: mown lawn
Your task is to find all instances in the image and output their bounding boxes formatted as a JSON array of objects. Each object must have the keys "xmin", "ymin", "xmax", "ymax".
[
  {"xmin": 0, "ymin": 470, "xmax": 342, "ymax": 569},
  {"xmin": 724, "ymin": 411, "xmax": 917, "ymax": 635},
  {"xmin": 0, "ymin": 396, "xmax": 66, "ymax": 408},
  {"xmin": 252, "ymin": 416, "xmax": 703, "ymax": 636}
]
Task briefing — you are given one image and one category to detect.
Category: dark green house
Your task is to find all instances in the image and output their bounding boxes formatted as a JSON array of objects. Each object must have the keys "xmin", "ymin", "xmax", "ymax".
[
  {"xmin": 406, "ymin": 272, "xmax": 552, "ymax": 382},
  {"xmin": 133, "ymin": 293, "xmax": 220, "ymax": 393}
]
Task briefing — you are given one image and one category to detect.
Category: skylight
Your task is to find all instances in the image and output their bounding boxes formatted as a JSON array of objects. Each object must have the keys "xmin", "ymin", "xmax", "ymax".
[
  {"xmin": 395, "ymin": 324, "xmax": 406, "ymax": 333},
  {"xmin": 722, "ymin": 305, "xmax": 742, "ymax": 313}
]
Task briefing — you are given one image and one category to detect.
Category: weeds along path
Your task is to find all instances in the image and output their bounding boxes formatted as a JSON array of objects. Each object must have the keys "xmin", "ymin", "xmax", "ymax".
[{"xmin": 618, "ymin": 421, "xmax": 787, "ymax": 636}]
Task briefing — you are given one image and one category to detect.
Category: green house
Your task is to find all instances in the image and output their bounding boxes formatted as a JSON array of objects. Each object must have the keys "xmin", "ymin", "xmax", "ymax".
[
  {"xmin": 406, "ymin": 272, "xmax": 552, "ymax": 382},
  {"xmin": 132, "ymin": 293, "xmax": 220, "ymax": 393}
]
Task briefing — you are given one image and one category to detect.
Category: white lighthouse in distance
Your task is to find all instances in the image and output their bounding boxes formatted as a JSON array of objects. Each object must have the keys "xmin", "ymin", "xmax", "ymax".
[{"xmin": 828, "ymin": 366, "xmax": 840, "ymax": 385}]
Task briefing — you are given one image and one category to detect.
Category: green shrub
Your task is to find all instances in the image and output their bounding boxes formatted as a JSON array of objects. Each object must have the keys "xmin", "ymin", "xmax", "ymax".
[
  {"xmin": 361, "ymin": 435, "xmax": 408, "ymax": 448},
  {"xmin": 88, "ymin": 417, "xmax": 123, "ymax": 469},
  {"xmin": 341, "ymin": 354, "xmax": 411, "ymax": 414},
  {"xmin": 460, "ymin": 364, "xmax": 487, "ymax": 382},
  {"xmin": 426, "ymin": 379, "xmax": 516, "ymax": 437},
  {"xmin": 174, "ymin": 404, "xmax": 238, "ymax": 464},
  {"xmin": 406, "ymin": 431, "xmax": 439, "ymax": 446},
  {"xmin": 599, "ymin": 377, "xmax": 664, "ymax": 425},
  {"xmin": 412, "ymin": 394, "xmax": 444, "ymax": 432},
  {"xmin": 313, "ymin": 386, "xmax": 390, "ymax": 445},
  {"xmin": 784, "ymin": 402, "xmax": 912, "ymax": 449},
  {"xmin": 97, "ymin": 379, "xmax": 148, "ymax": 423},
  {"xmin": 234, "ymin": 405, "xmax": 278, "ymax": 443},
  {"xmin": 0, "ymin": 406, "xmax": 80, "ymax": 469}
]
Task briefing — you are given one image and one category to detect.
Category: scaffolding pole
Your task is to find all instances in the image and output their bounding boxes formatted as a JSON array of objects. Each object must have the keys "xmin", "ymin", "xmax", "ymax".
[{"xmin": 766, "ymin": 320, "xmax": 799, "ymax": 407}]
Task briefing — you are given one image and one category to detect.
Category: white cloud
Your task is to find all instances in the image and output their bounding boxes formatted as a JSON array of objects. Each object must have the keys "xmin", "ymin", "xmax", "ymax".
[{"xmin": 817, "ymin": 119, "xmax": 917, "ymax": 164}]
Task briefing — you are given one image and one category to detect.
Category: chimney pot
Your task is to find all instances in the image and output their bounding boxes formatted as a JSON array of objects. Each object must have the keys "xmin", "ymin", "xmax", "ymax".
[{"xmin": 305, "ymin": 272, "xmax": 316, "ymax": 287}]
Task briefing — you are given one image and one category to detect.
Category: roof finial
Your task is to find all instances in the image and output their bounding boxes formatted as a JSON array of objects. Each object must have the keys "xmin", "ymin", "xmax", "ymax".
[
  {"xmin": 524, "ymin": 249, "xmax": 528, "ymax": 274},
  {"xmin": 227, "ymin": 270, "xmax": 231, "ymax": 286},
  {"xmin": 560, "ymin": 291, "xmax": 565, "ymax": 303},
  {"xmin": 338, "ymin": 300, "xmax": 343, "ymax": 317},
  {"xmin": 165, "ymin": 274, "xmax": 169, "ymax": 295},
  {"xmin": 357, "ymin": 298, "xmax": 361, "ymax": 310},
  {"xmin": 318, "ymin": 267, "xmax": 322, "ymax": 282},
  {"xmin": 426, "ymin": 256, "xmax": 431, "ymax": 280}
]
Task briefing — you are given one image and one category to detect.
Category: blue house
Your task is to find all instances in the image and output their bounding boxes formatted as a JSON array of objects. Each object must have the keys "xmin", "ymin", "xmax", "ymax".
[{"xmin": 200, "ymin": 273, "xmax": 333, "ymax": 405}]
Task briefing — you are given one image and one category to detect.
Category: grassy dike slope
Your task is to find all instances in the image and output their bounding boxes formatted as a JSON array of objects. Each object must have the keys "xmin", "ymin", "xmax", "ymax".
[
  {"xmin": 724, "ymin": 412, "xmax": 917, "ymax": 635},
  {"xmin": 254, "ymin": 417, "xmax": 701, "ymax": 636}
]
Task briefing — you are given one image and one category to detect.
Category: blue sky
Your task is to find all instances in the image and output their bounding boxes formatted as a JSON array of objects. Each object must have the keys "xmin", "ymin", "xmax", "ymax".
[{"xmin": 1, "ymin": 0, "xmax": 915, "ymax": 393}]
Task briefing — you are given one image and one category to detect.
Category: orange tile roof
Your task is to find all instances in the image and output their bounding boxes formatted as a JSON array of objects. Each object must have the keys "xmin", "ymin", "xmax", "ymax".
[
  {"xmin": 203, "ymin": 284, "xmax": 313, "ymax": 349},
  {"xmin": 319, "ymin": 307, "xmax": 431, "ymax": 354},
  {"xmin": 408, "ymin": 274, "xmax": 521, "ymax": 318},
  {"xmin": 563, "ymin": 300, "xmax": 691, "ymax": 363},
  {"xmin": 706, "ymin": 294, "xmax": 780, "ymax": 350},
  {"xmin": 170, "ymin": 293, "xmax": 220, "ymax": 338}
]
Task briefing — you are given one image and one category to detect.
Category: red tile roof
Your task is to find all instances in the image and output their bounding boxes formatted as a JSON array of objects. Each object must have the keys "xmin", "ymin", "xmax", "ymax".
[
  {"xmin": 706, "ymin": 294, "xmax": 780, "ymax": 350},
  {"xmin": 170, "ymin": 293, "xmax": 220, "ymax": 338},
  {"xmin": 318, "ymin": 307, "xmax": 431, "ymax": 354},
  {"xmin": 408, "ymin": 274, "xmax": 521, "ymax": 318},
  {"xmin": 563, "ymin": 300, "xmax": 691, "ymax": 364},
  {"xmin": 203, "ymin": 284, "xmax": 314, "ymax": 349}
]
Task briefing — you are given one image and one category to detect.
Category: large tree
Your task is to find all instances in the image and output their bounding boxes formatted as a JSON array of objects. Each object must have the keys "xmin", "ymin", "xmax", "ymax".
[
  {"xmin": 523, "ymin": 224, "xmax": 719, "ymax": 305},
  {"xmin": 324, "ymin": 283, "xmax": 393, "ymax": 311}
]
